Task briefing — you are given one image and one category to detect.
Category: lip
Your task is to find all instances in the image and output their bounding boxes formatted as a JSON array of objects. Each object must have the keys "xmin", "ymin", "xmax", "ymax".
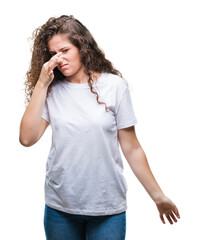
[{"xmin": 60, "ymin": 64, "xmax": 68, "ymax": 69}]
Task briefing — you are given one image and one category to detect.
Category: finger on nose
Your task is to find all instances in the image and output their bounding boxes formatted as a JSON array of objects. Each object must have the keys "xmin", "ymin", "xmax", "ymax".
[
  {"xmin": 56, "ymin": 52, "xmax": 62, "ymax": 57},
  {"xmin": 53, "ymin": 52, "xmax": 62, "ymax": 61},
  {"xmin": 57, "ymin": 57, "xmax": 63, "ymax": 62}
]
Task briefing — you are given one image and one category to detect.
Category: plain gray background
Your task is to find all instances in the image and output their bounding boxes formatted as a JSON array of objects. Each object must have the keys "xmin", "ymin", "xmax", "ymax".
[{"xmin": 0, "ymin": 0, "xmax": 198, "ymax": 239}]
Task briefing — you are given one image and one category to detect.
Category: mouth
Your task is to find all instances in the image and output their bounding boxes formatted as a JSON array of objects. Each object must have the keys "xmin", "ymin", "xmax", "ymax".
[{"xmin": 60, "ymin": 64, "xmax": 68, "ymax": 69}]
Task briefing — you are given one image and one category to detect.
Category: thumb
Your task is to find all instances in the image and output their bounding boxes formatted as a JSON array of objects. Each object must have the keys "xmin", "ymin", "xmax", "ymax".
[{"xmin": 49, "ymin": 70, "xmax": 54, "ymax": 81}]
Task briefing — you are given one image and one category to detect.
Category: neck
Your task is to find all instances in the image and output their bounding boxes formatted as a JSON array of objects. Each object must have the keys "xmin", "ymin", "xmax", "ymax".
[
  {"xmin": 66, "ymin": 70, "xmax": 101, "ymax": 84},
  {"xmin": 66, "ymin": 69, "xmax": 88, "ymax": 84}
]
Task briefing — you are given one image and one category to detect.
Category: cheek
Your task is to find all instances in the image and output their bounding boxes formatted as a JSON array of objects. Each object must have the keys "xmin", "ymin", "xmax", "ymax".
[
  {"xmin": 72, "ymin": 52, "xmax": 83, "ymax": 67},
  {"xmin": 73, "ymin": 48, "xmax": 81, "ymax": 61}
]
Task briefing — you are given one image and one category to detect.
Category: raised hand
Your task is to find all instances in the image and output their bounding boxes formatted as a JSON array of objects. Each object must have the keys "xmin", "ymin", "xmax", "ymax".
[{"xmin": 38, "ymin": 52, "xmax": 63, "ymax": 87}]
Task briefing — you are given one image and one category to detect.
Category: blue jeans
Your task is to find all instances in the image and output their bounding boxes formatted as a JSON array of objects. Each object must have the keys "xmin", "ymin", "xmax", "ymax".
[{"xmin": 44, "ymin": 204, "xmax": 126, "ymax": 240}]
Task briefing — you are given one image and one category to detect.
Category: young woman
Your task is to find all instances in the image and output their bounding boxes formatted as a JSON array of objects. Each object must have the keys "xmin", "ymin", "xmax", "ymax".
[{"xmin": 19, "ymin": 15, "xmax": 180, "ymax": 240}]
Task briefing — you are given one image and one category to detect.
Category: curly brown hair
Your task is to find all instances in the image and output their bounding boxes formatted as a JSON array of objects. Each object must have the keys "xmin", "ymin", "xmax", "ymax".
[{"xmin": 25, "ymin": 15, "xmax": 123, "ymax": 111}]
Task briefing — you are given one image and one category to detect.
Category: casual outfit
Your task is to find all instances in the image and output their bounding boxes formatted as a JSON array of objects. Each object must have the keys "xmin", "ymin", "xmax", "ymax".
[{"xmin": 42, "ymin": 72, "xmax": 137, "ymax": 239}]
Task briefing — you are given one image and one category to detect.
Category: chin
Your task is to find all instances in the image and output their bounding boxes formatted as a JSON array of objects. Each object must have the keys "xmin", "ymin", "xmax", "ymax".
[{"xmin": 60, "ymin": 70, "xmax": 71, "ymax": 77}]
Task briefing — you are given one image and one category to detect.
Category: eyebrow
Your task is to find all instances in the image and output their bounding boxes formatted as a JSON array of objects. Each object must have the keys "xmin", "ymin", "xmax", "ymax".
[{"xmin": 49, "ymin": 45, "xmax": 70, "ymax": 54}]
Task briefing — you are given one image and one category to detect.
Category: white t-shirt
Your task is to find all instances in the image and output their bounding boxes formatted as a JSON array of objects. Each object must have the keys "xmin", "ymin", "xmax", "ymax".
[{"xmin": 42, "ymin": 72, "xmax": 137, "ymax": 216}]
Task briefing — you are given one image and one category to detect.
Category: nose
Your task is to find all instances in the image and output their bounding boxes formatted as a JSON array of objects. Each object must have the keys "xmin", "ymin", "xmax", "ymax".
[{"xmin": 57, "ymin": 57, "xmax": 64, "ymax": 65}]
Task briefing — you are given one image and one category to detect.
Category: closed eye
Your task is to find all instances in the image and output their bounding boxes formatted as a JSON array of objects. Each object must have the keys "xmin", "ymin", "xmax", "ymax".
[
  {"xmin": 62, "ymin": 49, "xmax": 69, "ymax": 53},
  {"xmin": 49, "ymin": 48, "xmax": 69, "ymax": 56},
  {"xmin": 49, "ymin": 51, "xmax": 56, "ymax": 56}
]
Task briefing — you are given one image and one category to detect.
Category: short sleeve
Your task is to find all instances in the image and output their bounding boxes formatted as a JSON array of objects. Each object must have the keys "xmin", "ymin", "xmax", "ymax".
[
  {"xmin": 42, "ymin": 100, "xmax": 50, "ymax": 123},
  {"xmin": 115, "ymin": 86, "xmax": 137, "ymax": 130}
]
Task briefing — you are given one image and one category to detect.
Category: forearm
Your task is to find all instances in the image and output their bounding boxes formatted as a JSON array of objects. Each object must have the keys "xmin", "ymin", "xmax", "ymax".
[
  {"xmin": 126, "ymin": 146, "xmax": 165, "ymax": 203},
  {"xmin": 19, "ymin": 81, "xmax": 48, "ymax": 146}
]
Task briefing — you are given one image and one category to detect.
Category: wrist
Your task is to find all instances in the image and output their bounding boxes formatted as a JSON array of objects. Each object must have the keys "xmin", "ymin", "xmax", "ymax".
[
  {"xmin": 151, "ymin": 192, "xmax": 166, "ymax": 204},
  {"xmin": 36, "ymin": 79, "xmax": 49, "ymax": 89}
]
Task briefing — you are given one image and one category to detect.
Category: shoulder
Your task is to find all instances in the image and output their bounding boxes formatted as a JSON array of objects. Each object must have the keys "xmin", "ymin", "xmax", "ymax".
[
  {"xmin": 100, "ymin": 72, "xmax": 128, "ymax": 90},
  {"xmin": 98, "ymin": 73, "xmax": 129, "ymax": 105}
]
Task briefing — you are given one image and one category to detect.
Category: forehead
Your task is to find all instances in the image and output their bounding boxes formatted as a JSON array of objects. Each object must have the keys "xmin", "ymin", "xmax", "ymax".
[{"xmin": 48, "ymin": 34, "xmax": 71, "ymax": 51}]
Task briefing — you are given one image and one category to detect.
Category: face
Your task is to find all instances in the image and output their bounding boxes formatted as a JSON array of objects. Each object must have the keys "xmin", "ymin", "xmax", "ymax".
[{"xmin": 48, "ymin": 34, "xmax": 85, "ymax": 80}]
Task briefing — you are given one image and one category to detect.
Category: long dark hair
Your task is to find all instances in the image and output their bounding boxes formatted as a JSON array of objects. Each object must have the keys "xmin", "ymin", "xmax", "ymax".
[{"xmin": 25, "ymin": 15, "xmax": 123, "ymax": 111}]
